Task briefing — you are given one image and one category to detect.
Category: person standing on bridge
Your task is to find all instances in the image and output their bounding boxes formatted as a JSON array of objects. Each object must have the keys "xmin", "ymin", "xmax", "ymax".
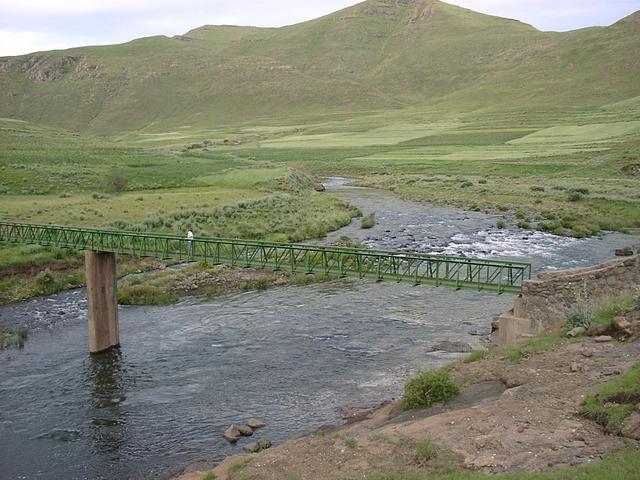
[{"xmin": 187, "ymin": 227, "xmax": 194, "ymax": 259}]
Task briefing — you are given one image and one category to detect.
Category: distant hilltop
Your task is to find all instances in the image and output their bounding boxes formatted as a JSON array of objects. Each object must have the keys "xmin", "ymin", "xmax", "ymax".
[{"xmin": 0, "ymin": 0, "xmax": 638, "ymax": 135}]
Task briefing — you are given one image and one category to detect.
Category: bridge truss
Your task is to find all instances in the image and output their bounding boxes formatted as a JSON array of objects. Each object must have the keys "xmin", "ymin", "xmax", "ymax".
[{"xmin": 0, "ymin": 221, "xmax": 531, "ymax": 293}]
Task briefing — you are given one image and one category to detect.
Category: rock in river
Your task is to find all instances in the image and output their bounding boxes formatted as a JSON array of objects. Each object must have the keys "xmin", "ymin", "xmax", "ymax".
[
  {"xmin": 223, "ymin": 425, "xmax": 242, "ymax": 443},
  {"xmin": 246, "ymin": 418, "xmax": 266, "ymax": 429},
  {"xmin": 237, "ymin": 424, "xmax": 254, "ymax": 436}
]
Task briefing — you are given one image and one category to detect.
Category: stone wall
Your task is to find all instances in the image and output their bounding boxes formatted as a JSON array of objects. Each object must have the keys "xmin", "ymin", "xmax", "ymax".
[{"xmin": 498, "ymin": 255, "xmax": 640, "ymax": 345}]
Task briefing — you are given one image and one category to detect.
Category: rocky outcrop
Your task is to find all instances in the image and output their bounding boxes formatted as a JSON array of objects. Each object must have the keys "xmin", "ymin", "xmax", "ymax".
[{"xmin": 18, "ymin": 55, "xmax": 101, "ymax": 83}]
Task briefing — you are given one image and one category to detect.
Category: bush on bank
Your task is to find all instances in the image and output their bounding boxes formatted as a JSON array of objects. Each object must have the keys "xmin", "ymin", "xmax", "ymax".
[{"xmin": 403, "ymin": 368, "xmax": 459, "ymax": 410}]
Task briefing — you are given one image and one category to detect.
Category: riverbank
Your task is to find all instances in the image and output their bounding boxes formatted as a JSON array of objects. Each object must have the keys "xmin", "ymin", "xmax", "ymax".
[
  {"xmin": 177, "ymin": 323, "xmax": 640, "ymax": 480},
  {"xmin": 117, "ymin": 262, "xmax": 337, "ymax": 305},
  {"xmin": 358, "ymin": 174, "xmax": 640, "ymax": 239},
  {"xmin": 0, "ymin": 169, "xmax": 360, "ymax": 307}
]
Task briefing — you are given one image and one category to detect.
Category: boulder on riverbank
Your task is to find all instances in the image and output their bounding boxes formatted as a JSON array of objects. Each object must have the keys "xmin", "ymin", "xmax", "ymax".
[{"xmin": 243, "ymin": 438, "xmax": 272, "ymax": 453}]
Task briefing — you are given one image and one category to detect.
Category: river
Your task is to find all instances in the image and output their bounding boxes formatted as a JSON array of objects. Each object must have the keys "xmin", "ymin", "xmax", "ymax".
[{"xmin": 0, "ymin": 181, "xmax": 637, "ymax": 479}]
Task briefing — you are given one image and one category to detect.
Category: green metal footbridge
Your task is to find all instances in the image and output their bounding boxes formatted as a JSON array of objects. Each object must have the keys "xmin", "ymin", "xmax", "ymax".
[
  {"xmin": 1, "ymin": 220, "xmax": 532, "ymax": 353},
  {"xmin": 0, "ymin": 221, "xmax": 531, "ymax": 293}
]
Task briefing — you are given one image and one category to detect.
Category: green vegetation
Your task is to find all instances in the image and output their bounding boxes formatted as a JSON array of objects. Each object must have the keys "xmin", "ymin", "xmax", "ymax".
[
  {"xmin": 497, "ymin": 330, "xmax": 572, "ymax": 365},
  {"xmin": 593, "ymin": 295, "xmax": 636, "ymax": 328},
  {"xmin": 403, "ymin": 368, "xmax": 459, "ymax": 410},
  {"xmin": 0, "ymin": 157, "xmax": 358, "ymax": 304},
  {"xmin": 229, "ymin": 458, "xmax": 252, "ymax": 474},
  {"xmin": 344, "ymin": 436, "xmax": 358, "ymax": 449},
  {"xmin": 0, "ymin": 327, "xmax": 29, "ymax": 350},
  {"xmin": 359, "ymin": 449, "xmax": 640, "ymax": 479},
  {"xmin": 415, "ymin": 437, "xmax": 437, "ymax": 463},
  {"xmin": 1, "ymin": 2, "xmax": 639, "ymax": 137},
  {"xmin": 1, "ymin": 0, "xmax": 640, "ymax": 309},
  {"xmin": 201, "ymin": 472, "xmax": 216, "ymax": 480},
  {"xmin": 360, "ymin": 213, "xmax": 376, "ymax": 229},
  {"xmin": 0, "ymin": 249, "xmax": 168, "ymax": 305},
  {"xmin": 117, "ymin": 262, "xmax": 335, "ymax": 305},
  {"xmin": 566, "ymin": 294, "xmax": 635, "ymax": 330},
  {"xmin": 581, "ymin": 363, "xmax": 640, "ymax": 434},
  {"xmin": 463, "ymin": 350, "xmax": 488, "ymax": 364}
]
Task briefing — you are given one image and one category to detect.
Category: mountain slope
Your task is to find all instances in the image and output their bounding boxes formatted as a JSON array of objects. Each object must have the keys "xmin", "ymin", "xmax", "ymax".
[{"xmin": 0, "ymin": 0, "xmax": 638, "ymax": 136}]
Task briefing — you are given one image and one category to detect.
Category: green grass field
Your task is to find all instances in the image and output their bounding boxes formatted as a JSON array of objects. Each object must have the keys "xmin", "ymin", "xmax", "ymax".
[{"xmin": 0, "ymin": 0, "xmax": 639, "ymax": 305}]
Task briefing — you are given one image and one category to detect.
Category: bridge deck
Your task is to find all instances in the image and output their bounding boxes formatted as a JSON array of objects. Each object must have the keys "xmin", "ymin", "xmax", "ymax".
[{"xmin": 0, "ymin": 221, "xmax": 531, "ymax": 293}]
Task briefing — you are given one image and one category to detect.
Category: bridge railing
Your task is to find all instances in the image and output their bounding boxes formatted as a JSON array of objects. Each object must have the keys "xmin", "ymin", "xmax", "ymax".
[{"xmin": 0, "ymin": 221, "xmax": 531, "ymax": 293}]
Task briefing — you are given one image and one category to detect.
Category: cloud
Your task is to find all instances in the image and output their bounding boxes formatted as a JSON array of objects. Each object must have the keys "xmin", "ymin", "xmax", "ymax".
[
  {"xmin": 445, "ymin": 0, "xmax": 640, "ymax": 31},
  {"xmin": 0, "ymin": 30, "xmax": 74, "ymax": 56},
  {"xmin": 1, "ymin": 1, "xmax": 639, "ymax": 57}
]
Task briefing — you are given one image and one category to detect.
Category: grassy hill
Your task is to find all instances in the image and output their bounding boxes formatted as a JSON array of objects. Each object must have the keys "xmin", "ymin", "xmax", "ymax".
[
  {"xmin": 0, "ymin": 0, "xmax": 638, "ymax": 137},
  {"xmin": 0, "ymin": 0, "xmax": 639, "ymax": 241}
]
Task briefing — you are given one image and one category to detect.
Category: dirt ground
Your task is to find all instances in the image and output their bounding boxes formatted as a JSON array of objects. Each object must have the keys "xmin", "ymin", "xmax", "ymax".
[{"xmin": 176, "ymin": 336, "xmax": 640, "ymax": 480}]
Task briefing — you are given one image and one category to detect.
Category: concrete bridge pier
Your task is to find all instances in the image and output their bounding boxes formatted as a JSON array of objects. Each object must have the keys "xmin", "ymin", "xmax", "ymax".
[{"xmin": 85, "ymin": 251, "xmax": 120, "ymax": 353}]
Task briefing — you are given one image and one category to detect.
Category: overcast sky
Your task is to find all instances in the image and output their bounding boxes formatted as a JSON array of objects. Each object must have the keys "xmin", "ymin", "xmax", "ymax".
[{"xmin": 1, "ymin": 0, "xmax": 639, "ymax": 57}]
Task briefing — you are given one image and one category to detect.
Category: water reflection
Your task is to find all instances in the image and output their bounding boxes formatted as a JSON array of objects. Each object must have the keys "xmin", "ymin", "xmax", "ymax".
[{"xmin": 86, "ymin": 348, "xmax": 129, "ymax": 456}]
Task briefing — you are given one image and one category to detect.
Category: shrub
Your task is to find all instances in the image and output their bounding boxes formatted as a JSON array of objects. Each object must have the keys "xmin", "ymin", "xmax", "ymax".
[
  {"xmin": 109, "ymin": 171, "xmax": 127, "ymax": 193},
  {"xmin": 361, "ymin": 213, "xmax": 376, "ymax": 229},
  {"xmin": 515, "ymin": 210, "xmax": 526, "ymax": 219},
  {"xmin": 571, "ymin": 223, "xmax": 600, "ymax": 238},
  {"xmin": 415, "ymin": 437, "xmax": 437, "ymax": 462},
  {"xmin": 566, "ymin": 288, "xmax": 594, "ymax": 329},
  {"xmin": 496, "ymin": 220, "xmax": 506, "ymax": 229},
  {"xmin": 517, "ymin": 221, "xmax": 531, "ymax": 229},
  {"xmin": 568, "ymin": 192, "xmax": 583, "ymax": 202},
  {"xmin": 572, "ymin": 187, "xmax": 590, "ymax": 195},
  {"xmin": 460, "ymin": 181, "xmax": 474, "ymax": 188},
  {"xmin": 344, "ymin": 436, "xmax": 357, "ymax": 449},
  {"xmin": 0, "ymin": 330, "xmax": 13, "ymax": 350},
  {"xmin": 538, "ymin": 220, "xmax": 564, "ymax": 236},
  {"xmin": 16, "ymin": 327, "xmax": 28, "ymax": 341},
  {"xmin": 35, "ymin": 269, "xmax": 61, "ymax": 295},
  {"xmin": 478, "ymin": 179, "xmax": 488, "ymax": 184},
  {"xmin": 530, "ymin": 186, "xmax": 545, "ymax": 192},
  {"xmin": 403, "ymin": 369, "xmax": 459, "ymax": 410}
]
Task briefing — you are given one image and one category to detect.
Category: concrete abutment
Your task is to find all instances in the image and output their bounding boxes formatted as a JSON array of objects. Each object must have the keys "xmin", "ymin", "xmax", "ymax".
[{"xmin": 497, "ymin": 254, "xmax": 640, "ymax": 346}]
